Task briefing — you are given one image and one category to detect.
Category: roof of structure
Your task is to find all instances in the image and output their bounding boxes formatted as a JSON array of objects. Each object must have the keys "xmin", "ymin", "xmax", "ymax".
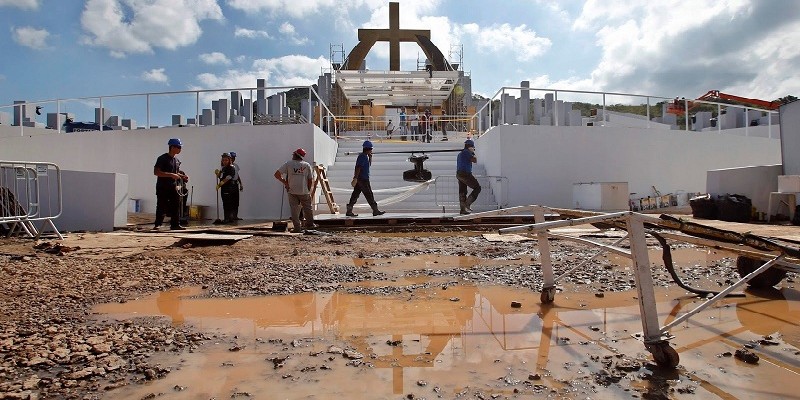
[{"xmin": 336, "ymin": 70, "xmax": 460, "ymax": 107}]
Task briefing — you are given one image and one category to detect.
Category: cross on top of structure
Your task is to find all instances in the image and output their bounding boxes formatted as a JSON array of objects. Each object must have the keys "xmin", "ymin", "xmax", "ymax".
[{"xmin": 346, "ymin": 2, "xmax": 430, "ymax": 71}]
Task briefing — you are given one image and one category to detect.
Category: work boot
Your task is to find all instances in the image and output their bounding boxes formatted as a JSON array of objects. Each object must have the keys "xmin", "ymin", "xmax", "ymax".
[
  {"xmin": 345, "ymin": 205, "xmax": 358, "ymax": 217},
  {"xmin": 460, "ymin": 209, "xmax": 471, "ymax": 215},
  {"xmin": 372, "ymin": 210, "xmax": 386, "ymax": 216}
]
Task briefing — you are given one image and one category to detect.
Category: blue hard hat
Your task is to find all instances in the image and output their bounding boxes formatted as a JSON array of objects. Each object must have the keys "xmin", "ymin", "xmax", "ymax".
[
  {"xmin": 362, "ymin": 140, "xmax": 373, "ymax": 149},
  {"xmin": 229, "ymin": 151, "xmax": 237, "ymax": 157},
  {"xmin": 464, "ymin": 139, "xmax": 475, "ymax": 147},
  {"xmin": 167, "ymin": 138, "xmax": 182, "ymax": 147}
]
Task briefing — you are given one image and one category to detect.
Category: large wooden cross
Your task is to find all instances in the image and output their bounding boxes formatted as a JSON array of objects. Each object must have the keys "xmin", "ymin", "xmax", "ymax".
[{"xmin": 355, "ymin": 2, "xmax": 430, "ymax": 71}]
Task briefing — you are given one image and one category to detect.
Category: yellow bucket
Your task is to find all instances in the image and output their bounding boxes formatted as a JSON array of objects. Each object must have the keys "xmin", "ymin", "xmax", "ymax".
[{"xmin": 189, "ymin": 205, "xmax": 206, "ymax": 221}]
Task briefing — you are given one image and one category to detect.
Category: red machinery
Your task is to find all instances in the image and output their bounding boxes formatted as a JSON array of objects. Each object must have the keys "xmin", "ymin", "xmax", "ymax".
[{"xmin": 666, "ymin": 90, "xmax": 781, "ymax": 115}]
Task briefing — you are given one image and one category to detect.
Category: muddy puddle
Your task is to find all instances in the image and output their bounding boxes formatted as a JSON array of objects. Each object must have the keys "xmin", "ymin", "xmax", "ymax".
[{"xmin": 94, "ymin": 252, "xmax": 800, "ymax": 399}]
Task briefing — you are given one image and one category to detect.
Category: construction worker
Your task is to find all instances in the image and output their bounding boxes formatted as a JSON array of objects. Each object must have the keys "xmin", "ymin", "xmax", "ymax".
[
  {"xmin": 456, "ymin": 139, "xmax": 481, "ymax": 215},
  {"xmin": 216, "ymin": 153, "xmax": 237, "ymax": 223},
  {"xmin": 153, "ymin": 138, "xmax": 189, "ymax": 230},
  {"xmin": 346, "ymin": 140, "xmax": 385, "ymax": 217},
  {"xmin": 386, "ymin": 119, "xmax": 394, "ymax": 139},
  {"xmin": 274, "ymin": 148, "xmax": 315, "ymax": 233},
  {"xmin": 230, "ymin": 151, "xmax": 243, "ymax": 220}
]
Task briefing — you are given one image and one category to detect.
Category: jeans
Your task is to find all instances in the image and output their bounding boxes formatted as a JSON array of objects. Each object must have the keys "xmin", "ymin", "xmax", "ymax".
[{"xmin": 456, "ymin": 171, "xmax": 481, "ymax": 211}]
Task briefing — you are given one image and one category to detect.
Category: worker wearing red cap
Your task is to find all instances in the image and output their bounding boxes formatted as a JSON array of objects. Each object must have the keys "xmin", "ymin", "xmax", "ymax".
[{"xmin": 274, "ymin": 148, "xmax": 315, "ymax": 233}]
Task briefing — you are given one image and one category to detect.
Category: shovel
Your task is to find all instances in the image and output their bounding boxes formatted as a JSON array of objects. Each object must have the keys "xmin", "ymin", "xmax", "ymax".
[{"xmin": 213, "ymin": 172, "xmax": 223, "ymax": 224}]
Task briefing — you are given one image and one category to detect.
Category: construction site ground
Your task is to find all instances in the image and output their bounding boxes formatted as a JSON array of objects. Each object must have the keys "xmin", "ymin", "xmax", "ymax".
[{"xmin": 0, "ymin": 211, "xmax": 798, "ymax": 399}]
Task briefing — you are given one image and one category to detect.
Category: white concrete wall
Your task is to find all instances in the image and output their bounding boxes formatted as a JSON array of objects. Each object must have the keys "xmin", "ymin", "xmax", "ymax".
[
  {"xmin": 780, "ymin": 101, "xmax": 800, "ymax": 175},
  {"xmin": 706, "ymin": 164, "xmax": 781, "ymax": 214},
  {"xmin": 0, "ymin": 124, "xmax": 337, "ymax": 221},
  {"xmin": 476, "ymin": 125, "xmax": 781, "ymax": 209},
  {"xmin": 56, "ymin": 170, "xmax": 127, "ymax": 232}
]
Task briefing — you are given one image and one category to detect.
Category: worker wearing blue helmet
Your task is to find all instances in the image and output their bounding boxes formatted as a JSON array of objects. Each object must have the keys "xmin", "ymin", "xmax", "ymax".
[
  {"xmin": 345, "ymin": 140, "xmax": 385, "ymax": 217},
  {"xmin": 153, "ymin": 138, "xmax": 189, "ymax": 230},
  {"xmin": 456, "ymin": 139, "xmax": 481, "ymax": 214}
]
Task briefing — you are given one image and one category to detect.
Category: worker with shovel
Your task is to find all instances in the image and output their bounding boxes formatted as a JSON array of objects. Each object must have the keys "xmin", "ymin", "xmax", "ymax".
[
  {"xmin": 274, "ymin": 148, "xmax": 315, "ymax": 233},
  {"xmin": 153, "ymin": 138, "xmax": 189, "ymax": 230}
]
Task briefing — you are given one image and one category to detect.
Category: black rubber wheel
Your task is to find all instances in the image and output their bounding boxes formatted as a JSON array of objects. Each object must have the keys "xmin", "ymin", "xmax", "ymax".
[
  {"xmin": 647, "ymin": 342, "xmax": 680, "ymax": 369},
  {"xmin": 736, "ymin": 256, "xmax": 787, "ymax": 289}
]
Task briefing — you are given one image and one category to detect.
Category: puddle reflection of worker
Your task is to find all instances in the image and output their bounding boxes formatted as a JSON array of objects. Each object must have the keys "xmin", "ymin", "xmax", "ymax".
[{"xmin": 156, "ymin": 289, "xmax": 185, "ymax": 325}]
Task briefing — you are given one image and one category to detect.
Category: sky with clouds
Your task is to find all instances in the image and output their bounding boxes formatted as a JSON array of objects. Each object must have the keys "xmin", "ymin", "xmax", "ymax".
[{"xmin": 1, "ymin": 0, "xmax": 798, "ymax": 120}]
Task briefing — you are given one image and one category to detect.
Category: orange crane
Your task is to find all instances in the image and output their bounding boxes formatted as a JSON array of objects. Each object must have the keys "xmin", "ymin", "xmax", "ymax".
[{"xmin": 666, "ymin": 90, "xmax": 781, "ymax": 115}]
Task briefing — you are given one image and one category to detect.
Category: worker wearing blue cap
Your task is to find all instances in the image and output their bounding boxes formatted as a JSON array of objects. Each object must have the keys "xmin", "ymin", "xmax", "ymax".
[
  {"xmin": 456, "ymin": 139, "xmax": 481, "ymax": 214},
  {"xmin": 345, "ymin": 140, "xmax": 385, "ymax": 217},
  {"xmin": 153, "ymin": 138, "xmax": 189, "ymax": 230}
]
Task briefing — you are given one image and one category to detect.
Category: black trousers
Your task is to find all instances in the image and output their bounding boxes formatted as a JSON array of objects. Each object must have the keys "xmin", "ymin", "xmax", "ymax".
[
  {"xmin": 155, "ymin": 186, "xmax": 180, "ymax": 227},
  {"xmin": 456, "ymin": 171, "xmax": 481, "ymax": 210},
  {"xmin": 221, "ymin": 187, "xmax": 236, "ymax": 222},
  {"xmin": 232, "ymin": 188, "xmax": 240, "ymax": 218},
  {"xmin": 347, "ymin": 179, "xmax": 379, "ymax": 211}
]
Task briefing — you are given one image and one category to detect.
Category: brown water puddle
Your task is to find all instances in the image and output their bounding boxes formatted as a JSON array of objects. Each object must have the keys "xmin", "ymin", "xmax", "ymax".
[{"xmin": 95, "ymin": 279, "xmax": 800, "ymax": 399}]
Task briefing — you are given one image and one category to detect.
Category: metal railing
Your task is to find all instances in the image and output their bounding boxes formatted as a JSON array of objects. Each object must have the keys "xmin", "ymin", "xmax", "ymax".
[
  {"xmin": 434, "ymin": 175, "xmax": 508, "ymax": 211},
  {"xmin": 0, "ymin": 84, "xmax": 337, "ymax": 138},
  {"xmin": 0, "ymin": 161, "xmax": 63, "ymax": 239},
  {"xmin": 469, "ymin": 86, "xmax": 780, "ymax": 138}
]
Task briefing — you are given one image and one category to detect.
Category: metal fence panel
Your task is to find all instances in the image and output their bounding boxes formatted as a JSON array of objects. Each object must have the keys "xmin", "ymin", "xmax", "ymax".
[{"xmin": 0, "ymin": 161, "xmax": 62, "ymax": 239}]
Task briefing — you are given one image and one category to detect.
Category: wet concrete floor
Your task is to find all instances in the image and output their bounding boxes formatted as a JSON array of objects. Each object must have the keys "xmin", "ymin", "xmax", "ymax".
[{"xmin": 94, "ymin": 250, "xmax": 800, "ymax": 399}]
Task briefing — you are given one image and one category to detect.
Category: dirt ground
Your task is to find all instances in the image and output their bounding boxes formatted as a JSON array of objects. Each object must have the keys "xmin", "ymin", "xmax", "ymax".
[{"xmin": 0, "ymin": 215, "xmax": 798, "ymax": 399}]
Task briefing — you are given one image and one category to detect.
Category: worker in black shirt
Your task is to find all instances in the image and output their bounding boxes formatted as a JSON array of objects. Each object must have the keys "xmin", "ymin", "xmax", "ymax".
[
  {"xmin": 153, "ymin": 138, "xmax": 189, "ymax": 230},
  {"xmin": 216, "ymin": 153, "xmax": 238, "ymax": 224}
]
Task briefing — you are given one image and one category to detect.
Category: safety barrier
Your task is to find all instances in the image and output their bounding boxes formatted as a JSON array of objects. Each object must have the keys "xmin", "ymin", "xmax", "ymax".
[
  {"xmin": 0, "ymin": 161, "xmax": 63, "ymax": 239},
  {"xmin": 434, "ymin": 175, "xmax": 508, "ymax": 211}
]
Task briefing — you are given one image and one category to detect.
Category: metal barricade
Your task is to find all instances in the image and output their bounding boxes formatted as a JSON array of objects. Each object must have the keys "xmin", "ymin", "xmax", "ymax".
[
  {"xmin": 0, "ymin": 161, "xmax": 63, "ymax": 239},
  {"xmin": 434, "ymin": 175, "xmax": 508, "ymax": 211}
]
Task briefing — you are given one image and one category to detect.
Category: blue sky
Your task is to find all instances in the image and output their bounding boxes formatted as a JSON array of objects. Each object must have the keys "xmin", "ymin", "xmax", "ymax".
[{"xmin": 1, "ymin": 0, "xmax": 798, "ymax": 125}]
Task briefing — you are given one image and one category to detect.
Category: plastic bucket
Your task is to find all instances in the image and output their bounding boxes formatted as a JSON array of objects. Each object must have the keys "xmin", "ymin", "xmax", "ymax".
[{"xmin": 189, "ymin": 205, "xmax": 206, "ymax": 220}]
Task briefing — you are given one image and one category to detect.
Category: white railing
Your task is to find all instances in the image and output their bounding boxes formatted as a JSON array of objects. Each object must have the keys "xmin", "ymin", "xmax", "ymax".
[
  {"xmin": 0, "ymin": 85, "xmax": 337, "ymax": 138},
  {"xmin": 469, "ymin": 86, "xmax": 780, "ymax": 138}
]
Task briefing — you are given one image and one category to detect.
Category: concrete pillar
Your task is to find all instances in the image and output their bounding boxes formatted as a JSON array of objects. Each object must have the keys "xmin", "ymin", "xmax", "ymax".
[
  {"xmin": 13, "ymin": 101, "xmax": 29, "ymax": 126},
  {"xmin": 242, "ymin": 99, "xmax": 252, "ymax": 122},
  {"xmin": 201, "ymin": 109, "xmax": 215, "ymax": 126},
  {"xmin": 256, "ymin": 78, "xmax": 267, "ymax": 115},
  {"xmin": 215, "ymin": 99, "xmax": 230, "ymax": 124},
  {"xmin": 95, "ymin": 108, "xmax": 111, "ymax": 125},
  {"xmin": 544, "ymin": 93, "xmax": 554, "ymax": 116},
  {"xmin": 532, "ymin": 98, "xmax": 543, "ymax": 125},
  {"xmin": 520, "ymin": 81, "xmax": 530, "ymax": 125}
]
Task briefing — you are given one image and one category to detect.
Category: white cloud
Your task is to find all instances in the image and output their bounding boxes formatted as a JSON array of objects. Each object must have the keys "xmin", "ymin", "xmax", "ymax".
[
  {"xmin": 141, "ymin": 68, "xmax": 169, "ymax": 83},
  {"xmin": 12, "ymin": 26, "xmax": 50, "ymax": 50},
  {"xmin": 0, "ymin": 0, "xmax": 39, "ymax": 9},
  {"xmin": 455, "ymin": 23, "xmax": 551, "ymax": 62},
  {"xmin": 279, "ymin": 22, "xmax": 309, "ymax": 45},
  {"xmin": 80, "ymin": 0, "xmax": 224, "ymax": 57},
  {"xmin": 192, "ymin": 54, "xmax": 329, "ymax": 102},
  {"xmin": 234, "ymin": 26, "xmax": 271, "ymax": 39},
  {"xmin": 199, "ymin": 52, "xmax": 231, "ymax": 65},
  {"xmin": 227, "ymin": 0, "xmax": 341, "ymax": 18},
  {"xmin": 570, "ymin": 0, "xmax": 800, "ymax": 100}
]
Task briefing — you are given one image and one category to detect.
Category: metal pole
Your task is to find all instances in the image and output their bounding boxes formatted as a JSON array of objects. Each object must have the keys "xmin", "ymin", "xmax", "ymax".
[
  {"xmin": 57, "ymin": 100, "xmax": 61, "ymax": 133},
  {"xmin": 146, "ymin": 94, "xmax": 151, "ymax": 129},
  {"xmin": 646, "ymin": 96, "xmax": 651, "ymax": 128},
  {"xmin": 533, "ymin": 207, "xmax": 554, "ymax": 292},
  {"xmin": 684, "ymin": 98, "xmax": 689, "ymax": 132},
  {"xmin": 744, "ymin": 107, "xmax": 749, "ymax": 137},
  {"xmin": 99, "ymin": 97, "xmax": 103, "ymax": 132},
  {"xmin": 196, "ymin": 91, "xmax": 200, "ymax": 127},
  {"xmin": 500, "ymin": 88, "xmax": 505, "ymax": 125},
  {"xmin": 718, "ymin": 104, "xmax": 721, "ymax": 133},
  {"xmin": 602, "ymin": 94, "xmax": 606, "ymax": 126},
  {"xmin": 627, "ymin": 214, "xmax": 662, "ymax": 341},
  {"xmin": 554, "ymin": 91, "xmax": 560, "ymax": 127}
]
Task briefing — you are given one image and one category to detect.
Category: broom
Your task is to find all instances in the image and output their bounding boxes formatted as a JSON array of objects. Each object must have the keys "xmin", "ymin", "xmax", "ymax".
[{"xmin": 213, "ymin": 171, "xmax": 223, "ymax": 224}]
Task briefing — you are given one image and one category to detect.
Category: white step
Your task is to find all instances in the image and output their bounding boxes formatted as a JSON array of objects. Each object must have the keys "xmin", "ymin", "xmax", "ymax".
[{"xmin": 323, "ymin": 140, "xmax": 498, "ymax": 212}]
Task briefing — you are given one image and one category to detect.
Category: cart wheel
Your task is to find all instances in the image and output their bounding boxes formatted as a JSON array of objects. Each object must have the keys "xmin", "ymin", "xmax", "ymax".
[
  {"xmin": 647, "ymin": 342, "xmax": 680, "ymax": 369},
  {"xmin": 736, "ymin": 256, "xmax": 787, "ymax": 289},
  {"xmin": 540, "ymin": 286, "xmax": 556, "ymax": 304}
]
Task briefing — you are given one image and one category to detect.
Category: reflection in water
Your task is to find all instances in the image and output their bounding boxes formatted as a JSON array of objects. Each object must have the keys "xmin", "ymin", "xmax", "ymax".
[{"xmin": 95, "ymin": 278, "xmax": 800, "ymax": 398}]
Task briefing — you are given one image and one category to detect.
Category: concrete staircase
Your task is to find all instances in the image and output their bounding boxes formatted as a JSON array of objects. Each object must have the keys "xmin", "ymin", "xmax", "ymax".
[{"xmin": 324, "ymin": 138, "xmax": 502, "ymax": 213}]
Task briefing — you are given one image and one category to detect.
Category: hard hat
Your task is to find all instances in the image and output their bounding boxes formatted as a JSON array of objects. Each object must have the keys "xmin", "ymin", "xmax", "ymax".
[
  {"xmin": 464, "ymin": 139, "xmax": 475, "ymax": 147},
  {"xmin": 221, "ymin": 152, "xmax": 231, "ymax": 159},
  {"xmin": 362, "ymin": 140, "xmax": 373, "ymax": 149},
  {"xmin": 229, "ymin": 151, "xmax": 237, "ymax": 158},
  {"xmin": 167, "ymin": 138, "xmax": 183, "ymax": 147},
  {"xmin": 293, "ymin": 148, "xmax": 307, "ymax": 158}
]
